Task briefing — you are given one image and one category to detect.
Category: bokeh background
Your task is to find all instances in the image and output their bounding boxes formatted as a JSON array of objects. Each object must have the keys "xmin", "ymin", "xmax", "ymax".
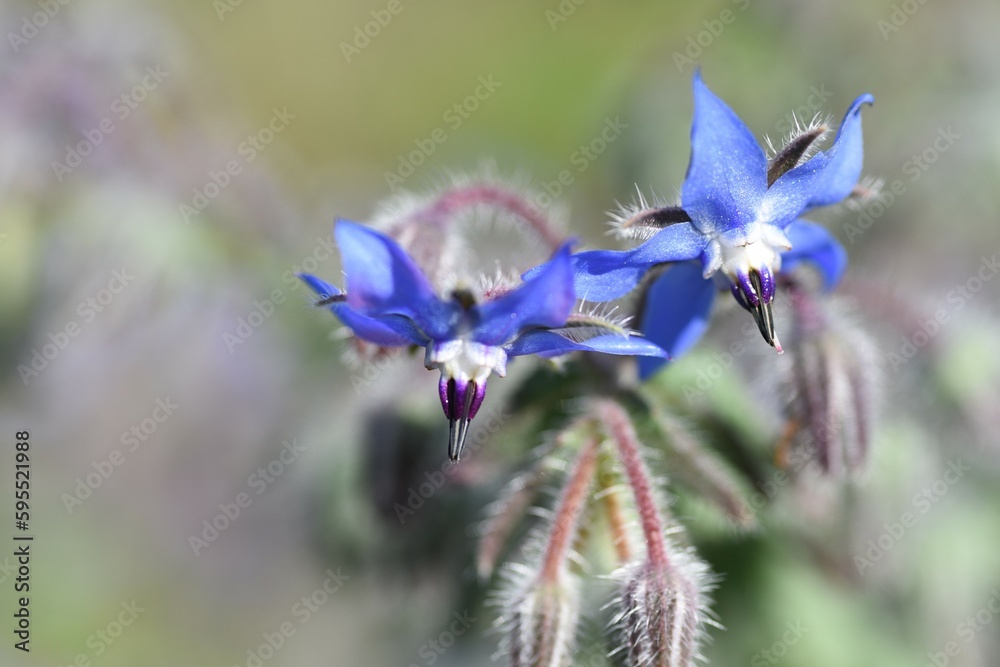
[{"xmin": 2, "ymin": 0, "xmax": 999, "ymax": 666}]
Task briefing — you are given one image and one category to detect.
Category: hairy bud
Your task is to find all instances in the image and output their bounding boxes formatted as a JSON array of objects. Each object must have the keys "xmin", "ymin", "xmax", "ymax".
[
  {"xmin": 780, "ymin": 282, "xmax": 880, "ymax": 475},
  {"xmin": 493, "ymin": 437, "xmax": 598, "ymax": 666},
  {"xmin": 616, "ymin": 551, "xmax": 712, "ymax": 667},
  {"xmin": 504, "ymin": 578, "xmax": 580, "ymax": 667}
]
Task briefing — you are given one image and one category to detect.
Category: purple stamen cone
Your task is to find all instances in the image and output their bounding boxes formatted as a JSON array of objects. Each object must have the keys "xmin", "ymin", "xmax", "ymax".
[
  {"xmin": 734, "ymin": 271, "xmax": 760, "ymax": 307},
  {"xmin": 732, "ymin": 269, "xmax": 782, "ymax": 353},
  {"xmin": 757, "ymin": 264, "xmax": 776, "ymax": 303},
  {"xmin": 440, "ymin": 377, "xmax": 488, "ymax": 461}
]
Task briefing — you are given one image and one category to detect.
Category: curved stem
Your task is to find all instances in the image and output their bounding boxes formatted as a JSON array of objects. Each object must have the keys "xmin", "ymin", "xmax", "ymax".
[
  {"xmin": 595, "ymin": 400, "xmax": 670, "ymax": 569},
  {"xmin": 539, "ymin": 437, "xmax": 599, "ymax": 583},
  {"xmin": 391, "ymin": 184, "xmax": 564, "ymax": 253}
]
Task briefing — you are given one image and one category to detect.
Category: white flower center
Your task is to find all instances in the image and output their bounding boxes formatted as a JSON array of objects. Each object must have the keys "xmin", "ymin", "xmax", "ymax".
[
  {"xmin": 424, "ymin": 339, "xmax": 508, "ymax": 384},
  {"xmin": 703, "ymin": 223, "xmax": 792, "ymax": 282},
  {"xmin": 720, "ymin": 239, "xmax": 779, "ymax": 281}
]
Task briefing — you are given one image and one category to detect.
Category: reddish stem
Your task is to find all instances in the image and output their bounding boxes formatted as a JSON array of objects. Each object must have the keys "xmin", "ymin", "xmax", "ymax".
[
  {"xmin": 596, "ymin": 400, "xmax": 670, "ymax": 569},
  {"xmin": 390, "ymin": 184, "xmax": 564, "ymax": 253},
  {"xmin": 539, "ymin": 438, "xmax": 599, "ymax": 583}
]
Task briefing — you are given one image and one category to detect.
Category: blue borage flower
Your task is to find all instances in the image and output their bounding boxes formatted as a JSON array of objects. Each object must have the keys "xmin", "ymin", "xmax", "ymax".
[
  {"xmin": 554, "ymin": 72, "xmax": 873, "ymax": 379},
  {"xmin": 299, "ymin": 220, "xmax": 666, "ymax": 460}
]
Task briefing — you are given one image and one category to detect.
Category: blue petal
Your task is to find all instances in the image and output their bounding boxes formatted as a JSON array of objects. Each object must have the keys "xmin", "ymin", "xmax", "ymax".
[
  {"xmin": 765, "ymin": 94, "xmax": 874, "ymax": 227},
  {"xmin": 474, "ymin": 242, "xmax": 576, "ymax": 346},
  {"xmin": 638, "ymin": 261, "xmax": 717, "ymax": 379},
  {"xmin": 506, "ymin": 330, "xmax": 667, "ymax": 359},
  {"xmin": 680, "ymin": 71, "xmax": 767, "ymax": 235},
  {"xmin": 298, "ymin": 273, "xmax": 429, "ymax": 347},
  {"xmin": 564, "ymin": 223, "xmax": 708, "ymax": 302},
  {"xmin": 298, "ymin": 272, "xmax": 342, "ymax": 300},
  {"xmin": 780, "ymin": 219, "xmax": 848, "ymax": 291},
  {"xmin": 335, "ymin": 220, "xmax": 456, "ymax": 339}
]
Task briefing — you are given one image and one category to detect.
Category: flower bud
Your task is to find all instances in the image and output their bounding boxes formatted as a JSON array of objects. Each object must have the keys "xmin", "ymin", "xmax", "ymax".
[
  {"xmin": 781, "ymin": 283, "xmax": 880, "ymax": 475},
  {"xmin": 504, "ymin": 578, "xmax": 580, "ymax": 667},
  {"xmin": 616, "ymin": 552, "xmax": 712, "ymax": 667}
]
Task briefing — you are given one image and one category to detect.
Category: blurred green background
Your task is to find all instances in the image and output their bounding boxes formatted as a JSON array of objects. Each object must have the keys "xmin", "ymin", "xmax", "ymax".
[{"xmin": 2, "ymin": 0, "xmax": 999, "ymax": 665}]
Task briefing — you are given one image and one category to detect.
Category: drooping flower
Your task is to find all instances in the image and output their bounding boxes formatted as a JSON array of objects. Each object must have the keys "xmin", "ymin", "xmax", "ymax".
[
  {"xmin": 300, "ymin": 220, "xmax": 666, "ymax": 460},
  {"xmin": 557, "ymin": 72, "xmax": 873, "ymax": 378}
]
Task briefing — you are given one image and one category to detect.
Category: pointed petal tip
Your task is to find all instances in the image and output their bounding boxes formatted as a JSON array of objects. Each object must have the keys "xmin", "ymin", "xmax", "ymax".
[
  {"xmin": 556, "ymin": 237, "xmax": 579, "ymax": 255},
  {"xmin": 297, "ymin": 272, "xmax": 342, "ymax": 299},
  {"xmin": 545, "ymin": 239, "xmax": 576, "ymax": 275},
  {"xmin": 333, "ymin": 219, "xmax": 402, "ymax": 258},
  {"xmin": 841, "ymin": 93, "xmax": 875, "ymax": 126},
  {"xmin": 332, "ymin": 217, "xmax": 364, "ymax": 242},
  {"xmin": 853, "ymin": 93, "xmax": 875, "ymax": 109}
]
